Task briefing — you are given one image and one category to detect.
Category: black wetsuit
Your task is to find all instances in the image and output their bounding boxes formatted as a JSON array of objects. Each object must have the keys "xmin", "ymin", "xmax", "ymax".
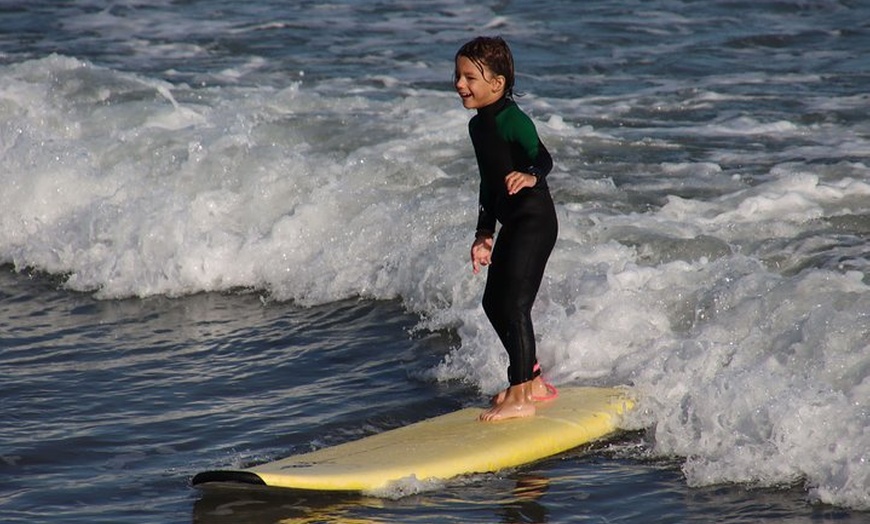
[{"xmin": 469, "ymin": 96, "xmax": 558, "ymax": 386}]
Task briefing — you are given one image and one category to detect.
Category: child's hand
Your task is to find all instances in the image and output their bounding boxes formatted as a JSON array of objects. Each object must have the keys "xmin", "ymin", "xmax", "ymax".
[
  {"xmin": 505, "ymin": 171, "xmax": 537, "ymax": 195},
  {"xmin": 470, "ymin": 235, "xmax": 494, "ymax": 274}
]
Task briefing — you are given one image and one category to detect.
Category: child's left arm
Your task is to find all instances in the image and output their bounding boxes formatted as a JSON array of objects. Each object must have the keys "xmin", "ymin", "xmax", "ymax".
[{"xmin": 504, "ymin": 110, "xmax": 553, "ymax": 194}]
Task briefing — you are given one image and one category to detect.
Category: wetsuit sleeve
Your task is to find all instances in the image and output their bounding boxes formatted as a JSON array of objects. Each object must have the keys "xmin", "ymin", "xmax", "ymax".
[
  {"xmin": 476, "ymin": 202, "xmax": 497, "ymax": 236},
  {"xmin": 526, "ymin": 140, "xmax": 552, "ymax": 181},
  {"xmin": 503, "ymin": 109, "xmax": 553, "ymax": 182},
  {"xmin": 469, "ymin": 116, "xmax": 504, "ymax": 236}
]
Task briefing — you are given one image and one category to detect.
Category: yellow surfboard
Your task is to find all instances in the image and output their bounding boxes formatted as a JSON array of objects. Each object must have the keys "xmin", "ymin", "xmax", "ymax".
[{"xmin": 192, "ymin": 386, "xmax": 634, "ymax": 493}]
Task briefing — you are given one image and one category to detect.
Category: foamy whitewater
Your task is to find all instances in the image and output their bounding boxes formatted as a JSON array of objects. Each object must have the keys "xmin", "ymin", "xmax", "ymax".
[{"xmin": 1, "ymin": 0, "xmax": 868, "ymax": 513}]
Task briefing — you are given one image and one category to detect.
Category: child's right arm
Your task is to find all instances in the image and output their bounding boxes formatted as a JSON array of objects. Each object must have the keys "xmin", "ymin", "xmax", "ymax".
[{"xmin": 470, "ymin": 234, "xmax": 493, "ymax": 274}]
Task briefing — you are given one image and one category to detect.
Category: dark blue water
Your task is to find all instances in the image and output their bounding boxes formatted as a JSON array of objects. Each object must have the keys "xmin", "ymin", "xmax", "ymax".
[{"xmin": 1, "ymin": 268, "xmax": 864, "ymax": 523}]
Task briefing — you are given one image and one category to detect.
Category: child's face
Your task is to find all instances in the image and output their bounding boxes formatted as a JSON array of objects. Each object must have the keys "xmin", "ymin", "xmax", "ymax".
[{"xmin": 455, "ymin": 56, "xmax": 505, "ymax": 110}]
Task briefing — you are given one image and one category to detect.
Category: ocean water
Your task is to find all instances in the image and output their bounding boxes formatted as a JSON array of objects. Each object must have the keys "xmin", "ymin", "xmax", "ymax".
[{"xmin": 1, "ymin": 0, "xmax": 869, "ymax": 522}]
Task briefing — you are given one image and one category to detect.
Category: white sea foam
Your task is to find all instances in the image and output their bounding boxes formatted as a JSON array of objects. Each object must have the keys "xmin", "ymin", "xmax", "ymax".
[{"xmin": 0, "ymin": 55, "xmax": 868, "ymax": 510}]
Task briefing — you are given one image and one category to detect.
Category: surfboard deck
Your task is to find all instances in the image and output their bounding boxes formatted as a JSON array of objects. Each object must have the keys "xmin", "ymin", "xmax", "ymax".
[{"xmin": 192, "ymin": 386, "xmax": 634, "ymax": 492}]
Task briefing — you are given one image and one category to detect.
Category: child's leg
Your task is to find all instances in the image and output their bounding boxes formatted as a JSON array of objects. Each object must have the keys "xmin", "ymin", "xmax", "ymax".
[
  {"xmin": 490, "ymin": 364, "xmax": 558, "ymax": 406},
  {"xmin": 480, "ymin": 198, "xmax": 557, "ymax": 421}
]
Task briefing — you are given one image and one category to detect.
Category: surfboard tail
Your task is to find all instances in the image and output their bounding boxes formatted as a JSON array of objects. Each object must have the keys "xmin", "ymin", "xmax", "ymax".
[{"xmin": 192, "ymin": 470, "xmax": 266, "ymax": 487}]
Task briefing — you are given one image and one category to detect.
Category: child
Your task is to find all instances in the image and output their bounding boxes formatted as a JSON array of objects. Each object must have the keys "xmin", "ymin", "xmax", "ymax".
[{"xmin": 454, "ymin": 36, "xmax": 559, "ymax": 421}]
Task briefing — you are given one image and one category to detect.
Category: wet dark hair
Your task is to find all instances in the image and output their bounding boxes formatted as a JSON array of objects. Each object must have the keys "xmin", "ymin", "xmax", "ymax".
[{"xmin": 455, "ymin": 36, "xmax": 516, "ymax": 99}]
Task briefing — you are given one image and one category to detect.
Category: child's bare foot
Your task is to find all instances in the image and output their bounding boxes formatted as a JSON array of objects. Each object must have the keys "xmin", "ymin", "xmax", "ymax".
[
  {"xmin": 480, "ymin": 382, "xmax": 536, "ymax": 421},
  {"xmin": 491, "ymin": 376, "xmax": 556, "ymax": 406}
]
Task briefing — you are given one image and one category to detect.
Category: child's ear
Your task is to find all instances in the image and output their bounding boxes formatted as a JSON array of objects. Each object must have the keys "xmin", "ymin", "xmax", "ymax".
[{"xmin": 489, "ymin": 74, "xmax": 506, "ymax": 94}]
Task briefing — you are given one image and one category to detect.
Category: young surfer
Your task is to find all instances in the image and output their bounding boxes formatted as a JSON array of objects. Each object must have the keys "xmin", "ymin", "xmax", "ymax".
[{"xmin": 454, "ymin": 36, "xmax": 559, "ymax": 421}]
